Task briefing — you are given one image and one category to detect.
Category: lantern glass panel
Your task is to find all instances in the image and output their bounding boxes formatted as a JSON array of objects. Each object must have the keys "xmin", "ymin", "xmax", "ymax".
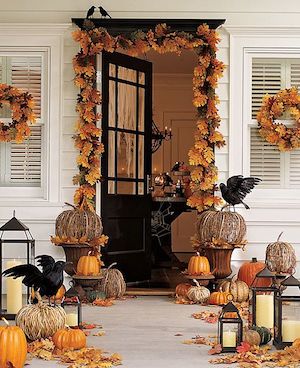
[
  {"xmin": 281, "ymin": 300, "xmax": 300, "ymax": 343},
  {"xmin": 221, "ymin": 322, "xmax": 239, "ymax": 348},
  {"xmin": 253, "ymin": 290, "xmax": 275, "ymax": 329},
  {"xmin": 64, "ymin": 304, "xmax": 80, "ymax": 327}
]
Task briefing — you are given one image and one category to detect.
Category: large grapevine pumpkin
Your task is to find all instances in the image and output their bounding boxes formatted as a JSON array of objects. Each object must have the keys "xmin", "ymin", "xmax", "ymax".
[
  {"xmin": 52, "ymin": 327, "xmax": 86, "ymax": 350},
  {"xmin": 175, "ymin": 283, "xmax": 192, "ymax": 298},
  {"xmin": 208, "ymin": 289, "xmax": 231, "ymax": 305},
  {"xmin": 186, "ymin": 279, "xmax": 210, "ymax": 303},
  {"xmin": 98, "ymin": 263, "xmax": 126, "ymax": 298},
  {"xmin": 238, "ymin": 258, "xmax": 271, "ymax": 287},
  {"xmin": 187, "ymin": 252, "xmax": 210, "ymax": 275},
  {"xmin": 196, "ymin": 210, "xmax": 246, "ymax": 245},
  {"xmin": 218, "ymin": 276, "xmax": 249, "ymax": 303},
  {"xmin": 265, "ymin": 232, "xmax": 296, "ymax": 274},
  {"xmin": 0, "ymin": 318, "xmax": 27, "ymax": 368},
  {"xmin": 77, "ymin": 251, "xmax": 101, "ymax": 276}
]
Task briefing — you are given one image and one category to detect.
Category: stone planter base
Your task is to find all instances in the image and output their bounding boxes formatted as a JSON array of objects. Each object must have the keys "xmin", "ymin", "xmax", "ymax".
[{"xmin": 202, "ymin": 247, "xmax": 235, "ymax": 279}]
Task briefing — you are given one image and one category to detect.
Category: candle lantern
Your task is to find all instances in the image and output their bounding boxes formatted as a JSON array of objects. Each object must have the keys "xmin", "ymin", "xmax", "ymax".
[
  {"xmin": 274, "ymin": 275, "xmax": 300, "ymax": 349},
  {"xmin": 218, "ymin": 301, "xmax": 243, "ymax": 352},
  {"xmin": 62, "ymin": 284, "xmax": 82, "ymax": 327},
  {"xmin": 0, "ymin": 212, "xmax": 35, "ymax": 319},
  {"xmin": 251, "ymin": 267, "xmax": 278, "ymax": 329}
]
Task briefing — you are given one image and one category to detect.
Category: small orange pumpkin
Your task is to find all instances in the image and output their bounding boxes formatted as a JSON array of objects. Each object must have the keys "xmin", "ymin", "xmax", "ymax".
[
  {"xmin": 187, "ymin": 252, "xmax": 210, "ymax": 275},
  {"xmin": 208, "ymin": 289, "xmax": 231, "ymax": 305},
  {"xmin": 238, "ymin": 258, "xmax": 271, "ymax": 287},
  {"xmin": 175, "ymin": 283, "xmax": 192, "ymax": 298},
  {"xmin": 77, "ymin": 251, "xmax": 100, "ymax": 276},
  {"xmin": 0, "ymin": 318, "xmax": 27, "ymax": 368},
  {"xmin": 52, "ymin": 327, "xmax": 86, "ymax": 350}
]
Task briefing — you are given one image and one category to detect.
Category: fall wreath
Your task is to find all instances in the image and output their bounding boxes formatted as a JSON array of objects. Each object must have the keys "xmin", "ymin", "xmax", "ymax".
[
  {"xmin": 257, "ymin": 87, "xmax": 300, "ymax": 151},
  {"xmin": 72, "ymin": 22, "xmax": 225, "ymax": 211},
  {"xmin": 0, "ymin": 83, "xmax": 36, "ymax": 143}
]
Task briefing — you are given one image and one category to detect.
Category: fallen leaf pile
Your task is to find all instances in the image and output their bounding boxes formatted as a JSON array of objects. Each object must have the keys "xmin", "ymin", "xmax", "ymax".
[
  {"xmin": 192, "ymin": 310, "xmax": 219, "ymax": 323},
  {"xmin": 175, "ymin": 296, "xmax": 195, "ymax": 305},
  {"xmin": 27, "ymin": 338, "xmax": 122, "ymax": 367},
  {"xmin": 92, "ymin": 298, "xmax": 115, "ymax": 307},
  {"xmin": 183, "ymin": 335, "xmax": 216, "ymax": 346}
]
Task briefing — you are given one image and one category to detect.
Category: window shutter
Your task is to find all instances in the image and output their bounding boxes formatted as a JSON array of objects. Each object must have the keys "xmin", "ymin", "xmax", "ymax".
[
  {"xmin": 290, "ymin": 61, "xmax": 300, "ymax": 89},
  {"xmin": 250, "ymin": 127, "xmax": 281, "ymax": 186},
  {"xmin": 289, "ymin": 149, "xmax": 300, "ymax": 187},
  {"xmin": 9, "ymin": 125, "xmax": 42, "ymax": 185},
  {"xmin": 251, "ymin": 60, "xmax": 282, "ymax": 119},
  {"xmin": 10, "ymin": 57, "xmax": 42, "ymax": 117}
]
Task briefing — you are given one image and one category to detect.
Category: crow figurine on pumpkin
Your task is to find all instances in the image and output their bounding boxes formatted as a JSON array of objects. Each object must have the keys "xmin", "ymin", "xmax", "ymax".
[{"xmin": 220, "ymin": 175, "xmax": 261, "ymax": 210}]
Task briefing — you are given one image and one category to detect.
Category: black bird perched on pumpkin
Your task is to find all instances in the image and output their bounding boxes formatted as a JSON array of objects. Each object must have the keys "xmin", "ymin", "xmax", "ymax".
[
  {"xmin": 2, "ymin": 255, "xmax": 69, "ymax": 305},
  {"xmin": 86, "ymin": 6, "xmax": 96, "ymax": 19},
  {"xmin": 99, "ymin": 6, "xmax": 111, "ymax": 18},
  {"xmin": 220, "ymin": 175, "xmax": 261, "ymax": 210},
  {"xmin": 171, "ymin": 161, "xmax": 182, "ymax": 172}
]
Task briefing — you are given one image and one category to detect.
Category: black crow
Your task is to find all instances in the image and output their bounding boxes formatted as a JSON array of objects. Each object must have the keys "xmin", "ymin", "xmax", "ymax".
[
  {"xmin": 99, "ymin": 6, "xmax": 111, "ymax": 18},
  {"xmin": 86, "ymin": 6, "xmax": 96, "ymax": 19},
  {"xmin": 220, "ymin": 175, "xmax": 261, "ymax": 210},
  {"xmin": 2, "ymin": 255, "xmax": 69, "ymax": 305},
  {"xmin": 171, "ymin": 161, "xmax": 181, "ymax": 172}
]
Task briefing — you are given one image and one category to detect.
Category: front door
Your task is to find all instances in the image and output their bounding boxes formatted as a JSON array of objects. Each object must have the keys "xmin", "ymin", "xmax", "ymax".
[{"xmin": 100, "ymin": 51, "xmax": 152, "ymax": 282}]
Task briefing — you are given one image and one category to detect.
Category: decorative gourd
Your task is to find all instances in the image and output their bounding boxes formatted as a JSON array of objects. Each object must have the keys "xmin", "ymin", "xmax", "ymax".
[
  {"xmin": 55, "ymin": 203, "xmax": 103, "ymax": 241},
  {"xmin": 52, "ymin": 327, "xmax": 86, "ymax": 350},
  {"xmin": 175, "ymin": 283, "xmax": 192, "ymax": 298},
  {"xmin": 0, "ymin": 318, "xmax": 27, "ymax": 368},
  {"xmin": 208, "ymin": 289, "xmax": 231, "ymax": 305},
  {"xmin": 187, "ymin": 252, "xmax": 210, "ymax": 275},
  {"xmin": 266, "ymin": 232, "xmax": 296, "ymax": 275},
  {"xmin": 196, "ymin": 210, "xmax": 246, "ymax": 245},
  {"xmin": 98, "ymin": 263, "xmax": 126, "ymax": 298},
  {"xmin": 16, "ymin": 294, "xmax": 66, "ymax": 340},
  {"xmin": 251, "ymin": 326, "xmax": 272, "ymax": 345},
  {"xmin": 186, "ymin": 279, "xmax": 210, "ymax": 303},
  {"xmin": 86, "ymin": 290, "xmax": 106, "ymax": 303},
  {"xmin": 77, "ymin": 251, "xmax": 101, "ymax": 276},
  {"xmin": 218, "ymin": 276, "xmax": 249, "ymax": 303},
  {"xmin": 243, "ymin": 329, "xmax": 261, "ymax": 346},
  {"xmin": 238, "ymin": 258, "xmax": 271, "ymax": 287}
]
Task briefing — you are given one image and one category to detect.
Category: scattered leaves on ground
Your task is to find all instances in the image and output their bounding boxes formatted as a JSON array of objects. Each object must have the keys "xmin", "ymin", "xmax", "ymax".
[
  {"xmin": 93, "ymin": 331, "xmax": 106, "ymax": 336},
  {"xmin": 92, "ymin": 298, "xmax": 115, "ymax": 307},
  {"xmin": 192, "ymin": 310, "xmax": 219, "ymax": 323},
  {"xmin": 236, "ymin": 341, "xmax": 251, "ymax": 353},
  {"xmin": 208, "ymin": 344, "xmax": 222, "ymax": 355},
  {"xmin": 183, "ymin": 335, "xmax": 216, "ymax": 346}
]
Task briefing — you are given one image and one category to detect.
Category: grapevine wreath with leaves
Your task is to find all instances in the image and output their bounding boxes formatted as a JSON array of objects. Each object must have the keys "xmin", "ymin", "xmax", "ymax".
[
  {"xmin": 0, "ymin": 83, "xmax": 36, "ymax": 143},
  {"xmin": 72, "ymin": 22, "xmax": 225, "ymax": 211},
  {"xmin": 257, "ymin": 87, "xmax": 300, "ymax": 152}
]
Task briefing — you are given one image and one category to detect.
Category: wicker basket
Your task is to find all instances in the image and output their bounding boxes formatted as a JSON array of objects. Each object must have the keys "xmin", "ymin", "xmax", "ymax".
[{"xmin": 202, "ymin": 247, "xmax": 235, "ymax": 279}]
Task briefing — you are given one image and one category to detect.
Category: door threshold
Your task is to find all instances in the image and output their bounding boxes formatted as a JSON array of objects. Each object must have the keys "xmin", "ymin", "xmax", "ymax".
[{"xmin": 126, "ymin": 287, "xmax": 175, "ymax": 296}]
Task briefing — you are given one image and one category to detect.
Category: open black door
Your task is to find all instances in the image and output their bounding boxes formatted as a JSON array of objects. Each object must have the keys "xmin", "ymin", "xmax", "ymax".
[{"xmin": 100, "ymin": 51, "xmax": 152, "ymax": 282}]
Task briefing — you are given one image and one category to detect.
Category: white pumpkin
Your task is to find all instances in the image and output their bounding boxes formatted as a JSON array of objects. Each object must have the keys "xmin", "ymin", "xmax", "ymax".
[{"xmin": 186, "ymin": 279, "xmax": 210, "ymax": 303}]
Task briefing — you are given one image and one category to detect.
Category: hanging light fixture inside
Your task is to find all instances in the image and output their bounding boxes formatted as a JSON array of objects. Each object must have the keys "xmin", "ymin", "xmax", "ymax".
[{"xmin": 151, "ymin": 120, "xmax": 172, "ymax": 153}]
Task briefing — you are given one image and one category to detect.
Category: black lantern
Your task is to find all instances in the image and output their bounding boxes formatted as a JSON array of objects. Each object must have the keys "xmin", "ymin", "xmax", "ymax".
[
  {"xmin": 218, "ymin": 301, "xmax": 243, "ymax": 352},
  {"xmin": 274, "ymin": 275, "xmax": 300, "ymax": 349},
  {"xmin": 62, "ymin": 284, "xmax": 82, "ymax": 327},
  {"xmin": 251, "ymin": 267, "xmax": 278, "ymax": 329},
  {"xmin": 0, "ymin": 212, "xmax": 35, "ymax": 319}
]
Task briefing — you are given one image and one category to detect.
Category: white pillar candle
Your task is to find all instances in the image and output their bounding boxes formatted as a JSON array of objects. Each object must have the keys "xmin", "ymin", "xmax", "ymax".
[
  {"xmin": 256, "ymin": 295, "xmax": 274, "ymax": 328},
  {"xmin": 6, "ymin": 260, "xmax": 23, "ymax": 314},
  {"xmin": 282, "ymin": 320, "xmax": 300, "ymax": 342},
  {"xmin": 223, "ymin": 330, "xmax": 236, "ymax": 348},
  {"xmin": 66, "ymin": 313, "xmax": 78, "ymax": 327}
]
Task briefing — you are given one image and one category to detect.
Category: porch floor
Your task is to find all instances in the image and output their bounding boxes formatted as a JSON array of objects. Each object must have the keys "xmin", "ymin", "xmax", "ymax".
[{"xmin": 27, "ymin": 296, "xmax": 220, "ymax": 367}]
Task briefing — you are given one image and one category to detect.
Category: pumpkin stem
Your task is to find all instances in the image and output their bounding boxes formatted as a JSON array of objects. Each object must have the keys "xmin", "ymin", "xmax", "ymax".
[
  {"xmin": 35, "ymin": 290, "xmax": 43, "ymax": 303},
  {"xmin": 251, "ymin": 257, "xmax": 257, "ymax": 263},
  {"xmin": 107, "ymin": 262, "xmax": 117, "ymax": 270},
  {"xmin": 192, "ymin": 279, "xmax": 200, "ymax": 287},
  {"xmin": 1, "ymin": 317, "xmax": 9, "ymax": 326},
  {"xmin": 196, "ymin": 252, "xmax": 200, "ymax": 257},
  {"xmin": 277, "ymin": 232, "xmax": 284, "ymax": 242},
  {"xmin": 231, "ymin": 274, "xmax": 237, "ymax": 282},
  {"xmin": 64, "ymin": 202, "xmax": 77, "ymax": 209}
]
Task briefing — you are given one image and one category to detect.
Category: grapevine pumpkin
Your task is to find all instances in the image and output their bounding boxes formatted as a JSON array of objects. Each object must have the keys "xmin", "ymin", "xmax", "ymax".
[
  {"xmin": 243, "ymin": 329, "xmax": 261, "ymax": 346},
  {"xmin": 55, "ymin": 203, "xmax": 103, "ymax": 241},
  {"xmin": 77, "ymin": 251, "xmax": 101, "ymax": 276},
  {"xmin": 218, "ymin": 276, "xmax": 249, "ymax": 303},
  {"xmin": 187, "ymin": 252, "xmax": 210, "ymax": 275},
  {"xmin": 265, "ymin": 232, "xmax": 296, "ymax": 274},
  {"xmin": 186, "ymin": 279, "xmax": 210, "ymax": 303},
  {"xmin": 52, "ymin": 327, "xmax": 86, "ymax": 350},
  {"xmin": 250, "ymin": 326, "xmax": 272, "ymax": 345},
  {"xmin": 175, "ymin": 283, "xmax": 192, "ymax": 298},
  {"xmin": 208, "ymin": 289, "xmax": 232, "ymax": 305},
  {"xmin": 0, "ymin": 318, "xmax": 27, "ymax": 368},
  {"xmin": 98, "ymin": 263, "xmax": 126, "ymax": 298},
  {"xmin": 238, "ymin": 258, "xmax": 271, "ymax": 287},
  {"xmin": 196, "ymin": 210, "xmax": 246, "ymax": 245}
]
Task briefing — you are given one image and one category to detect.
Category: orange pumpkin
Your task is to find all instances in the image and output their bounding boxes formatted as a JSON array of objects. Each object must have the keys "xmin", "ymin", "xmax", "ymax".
[
  {"xmin": 77, "ymin": 252, "xmax": 100, "ymax": 276},
  {"xmin": 0, "ymin": 318, "xmax": 27, "ymax": 368},
  {"xmin": 238, "ymin": 258, "xmax": 271, "ymax": 287},
  {"xmin": 175, "ymin": 283, "xmax": 192, "ymax": 298},
  {"xmin": 208, "ymin": 290, "xmax": 231, "ymax": 305},
  {"xmin": 52, "ymin": 327, "xmax": 86, "ymax": 350},
  {"xmin": 188, "ymin": 252, "xmax": 210, "ymax": 275}
]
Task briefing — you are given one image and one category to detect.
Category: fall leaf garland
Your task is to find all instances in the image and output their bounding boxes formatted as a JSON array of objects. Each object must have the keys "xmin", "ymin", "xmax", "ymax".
[
  {"xmin": 0, "ymin": 83, "xmax": 36, "ymax": 143},
  {"xmin": 73, "ymin": 22, "xmax": 225, "ymax": 211}
]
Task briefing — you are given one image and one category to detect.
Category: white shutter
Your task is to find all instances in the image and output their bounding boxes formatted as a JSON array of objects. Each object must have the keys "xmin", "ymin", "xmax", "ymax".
[
  {"xmin": 290, "ymin": 61, "xmax": 300, "ymax": 88},
  {"xmin": 250, "ymin": 127, "xmax": 281, "ymax": 186},
  {"xmin": 251, "ymin": 60, "xmax": 282, "ymax": 119},
  {"xmin": 289, "ymin": 149, "xmax": 300, "ymax": 187},
  {"xmin": 9, "ymin": 125, "xmax": 42, "ymax": 185}
]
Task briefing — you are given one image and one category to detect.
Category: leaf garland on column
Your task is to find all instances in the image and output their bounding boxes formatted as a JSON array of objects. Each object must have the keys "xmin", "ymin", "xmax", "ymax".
[{"xmin": 72, "ymin": 22, "xmax": 225, "ymax": 212}]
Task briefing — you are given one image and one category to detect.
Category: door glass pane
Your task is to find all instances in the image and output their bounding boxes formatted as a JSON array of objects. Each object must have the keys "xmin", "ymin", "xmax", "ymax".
[
  {"xmin": 117, "ymin": 181, "xmax": 135, "ymax": 194},
  {"xmin": 138, "ymin": 135, "xmax": 144, "ymax": 179},
  {"xmin": 118, "ymin": 66, "xmax": 136, "ymax": 82},
  {"xmin": 109, "ymin": 80, "xmax": 116, "ymax": 127},
  {"xmin": 118, "ymin": 83, "xmax": 136, "ymax": 130},
  {"xmin": 108, "ymin": 131, "xmax": 115, "ymax": 177},
  {"xmin": 139, "ymin": 72, "xmax": 145, "ymax": 85},
  {"xmin": 108, "ymin": 180, "xmax": 115, "ymax": 194},
  {"xmin": 138, "ymin": 182, "xmax": 144, "ymax": 195},
  {"xmin": 138, "ymin": 88, "xmax": 145, "ymax": 131},
  {"xmin": 109, "ymin": 63, "xmax": 116, "ymax": 77},
  {"xmin": 117, "ymin": 132, "xmax": 136, "ymax": 179}
]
